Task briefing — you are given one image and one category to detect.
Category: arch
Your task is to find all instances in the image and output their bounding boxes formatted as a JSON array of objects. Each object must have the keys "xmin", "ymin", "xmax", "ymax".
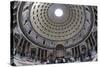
[{"xmin": 56, "ymin": 44, "xmax": 65, "ymax": 50}]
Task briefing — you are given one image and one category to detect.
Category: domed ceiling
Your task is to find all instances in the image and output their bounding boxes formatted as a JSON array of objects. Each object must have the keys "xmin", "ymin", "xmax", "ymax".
[{"xmin": 17, "ymin": 2, "xmax": 94, "ymax": 49}]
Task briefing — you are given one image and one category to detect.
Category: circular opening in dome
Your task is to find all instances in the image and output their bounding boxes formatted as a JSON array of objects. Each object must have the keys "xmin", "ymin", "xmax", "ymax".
[{"xmin": 54, "ymin": 8, "xmax": 63, "ymax": 17}]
